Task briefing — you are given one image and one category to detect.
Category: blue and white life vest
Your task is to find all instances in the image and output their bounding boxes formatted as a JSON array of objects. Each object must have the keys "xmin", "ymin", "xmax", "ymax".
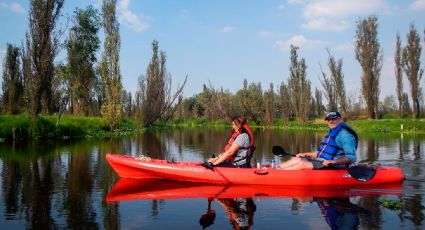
[{"xmin": 316, "ymin": 122, "xmax": 358, "ymax": 160}]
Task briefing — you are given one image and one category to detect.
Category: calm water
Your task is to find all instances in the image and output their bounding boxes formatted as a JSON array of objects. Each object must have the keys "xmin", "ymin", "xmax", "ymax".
[{"xmin": 0, "ymin": 128, "xmax": 424, "ymax": 229}]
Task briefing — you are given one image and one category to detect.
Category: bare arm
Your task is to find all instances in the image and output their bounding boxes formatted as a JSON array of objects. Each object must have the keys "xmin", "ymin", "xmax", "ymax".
[
  {"xmin": 208, "ymin": 143, "xmax": 240, "ymax": 165},
  {"xmin": 296, "ymin": 151, "xmax": 316, "ymax": 158}
]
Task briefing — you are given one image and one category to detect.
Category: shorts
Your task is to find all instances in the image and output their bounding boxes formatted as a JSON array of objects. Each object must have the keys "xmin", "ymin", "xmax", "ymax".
[
  {"xmin": 311, "ymin": 158, "xmax": 324, "ymax": 169},
  {"xmin": 310, "ymin": 158, "xmax": 349, "ymax": 170}
]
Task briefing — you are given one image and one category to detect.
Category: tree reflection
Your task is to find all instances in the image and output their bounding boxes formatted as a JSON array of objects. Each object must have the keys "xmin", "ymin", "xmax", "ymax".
[{"xmin": 0, "ymin": 129, "xmax": 424, "ymax": 229}]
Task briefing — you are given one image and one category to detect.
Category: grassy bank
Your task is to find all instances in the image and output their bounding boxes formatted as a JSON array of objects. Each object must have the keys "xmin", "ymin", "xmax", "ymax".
[
  {"xmin": 171, "ymin": 118, "xmax": 425, "ymax": 135},
  {"xmin": 1, "ymin": 115, "xmax": 424, "ymax": 141},
  {"xmin": 0, "ymin": 114, "xmax": 146, "ymax": 141}
]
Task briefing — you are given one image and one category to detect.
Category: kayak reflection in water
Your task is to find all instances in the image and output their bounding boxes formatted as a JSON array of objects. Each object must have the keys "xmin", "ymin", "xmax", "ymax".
[
  {"xmin": 294, "ymin": 197, "xmax": 372, "ymax": 230},
  {"xmin": 200, "ymin": 198, "xmax": 256, "ymax": 229}
]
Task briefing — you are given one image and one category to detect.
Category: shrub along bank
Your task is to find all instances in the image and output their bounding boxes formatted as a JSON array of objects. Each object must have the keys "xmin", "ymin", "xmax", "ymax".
[
  {"xmin": 0, "ymin": 115, "xmax": 424, "ymax": 142},
  {"xmin": 0, "ymin": 115, "xmax": 145, "ymax": 141}
]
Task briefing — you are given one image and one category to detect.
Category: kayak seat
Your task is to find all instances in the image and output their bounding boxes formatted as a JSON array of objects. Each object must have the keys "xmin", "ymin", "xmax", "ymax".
[{"xmin": 244, "ymin": 146, "xmax": 256, "ymax": 168}]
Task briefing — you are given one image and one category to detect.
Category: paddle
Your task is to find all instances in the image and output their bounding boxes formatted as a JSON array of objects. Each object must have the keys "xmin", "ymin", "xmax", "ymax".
[
  {"xmin": 199, "ymin": 199, "xmax": 216, "ymax": 229},
  {"xmin": 271, "ymin": 145, "xmax": 376, "ymax": 182},
  {"xmin": 200, "ymin": 161, "xmax": 215, "ymax": 171}
]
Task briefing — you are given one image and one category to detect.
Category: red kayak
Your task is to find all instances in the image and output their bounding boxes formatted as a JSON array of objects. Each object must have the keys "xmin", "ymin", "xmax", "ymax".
[
  {"xmin": 106, "ymin": 178, "xmax": 403, "ymax": 202},
  {"xmin": 106, "ymin": 154, "xmax": 404, "ymax": 185}
]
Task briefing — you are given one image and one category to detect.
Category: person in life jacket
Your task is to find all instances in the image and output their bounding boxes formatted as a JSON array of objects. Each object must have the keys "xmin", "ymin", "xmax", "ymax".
[
  {"xmin": 208, "ymin": 116, "xmax": 255, "ymax": 168},
  {"xmin": 277, "ymin": 111, "xmax": 358, "ymax": 170},
  {"xmin": 214, "ymin": 198, "xmax": 256, "ymax": 230}
]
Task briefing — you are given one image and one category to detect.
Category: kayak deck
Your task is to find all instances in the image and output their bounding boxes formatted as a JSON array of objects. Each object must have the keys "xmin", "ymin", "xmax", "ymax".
[{"xmin": 106, "ymin": 154, "xmax": 404, "ymax": 186}]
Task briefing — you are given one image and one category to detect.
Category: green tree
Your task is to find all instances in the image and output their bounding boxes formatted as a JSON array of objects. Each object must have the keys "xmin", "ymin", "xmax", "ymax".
[
  {"xmin": 235, "ymin": 79, "xmax": 264, "ymax": 124},
  {"xmin": 27, "ymin": 0, "xmax": 64, "ymax": 117},
  {"xmin": 314, "ymin": 87, "xmax": 324, "ymax": 118},
  {"xmin": 66, "ymin": 6, "xmax": 101, "ymax": 116},
  {"xmin": 278, "ymin": 82, "xmax": 291, "ymax": 124},
  {"xmin": 1, "ymin": 44, "xmax": 23, "ymax": 114},
  {"xmin": 21, "ymin": 36, "xmax": 32, "ymax": 113},
  {"xmin": 99, "ymin": 0, "xmax": 122, "ymax": 129},
  {"xmin": 288, "ymin": 45, "xmax": 311, "ymax": 122},
  {"xmin": 402, "ymin": 23, "xmax": 423, "ymax": 118},
  {"xmin": 263, "ymin": 83, "xmax": 275, "ymax": 126},
  {"xmin": 326, "ymin": 50, "xmax": 347, "ymax": 116},
  {"xmin": 320, "ymin": 63, "xmax": 337, "ymax": 111},
  {"xmin": 137, "ymin": 40, "xmax": 187, "ymax": 126},
  {"xmin": 394, "ymin": 33, "xmax": 404, "ymax": 117},
  {"xmin": 355, "ymin": 15, "xmax": 383, "ymax": 119},
  {"xmin": 52, "ymin": 64, "xmax": 70, "ymax": 126}
]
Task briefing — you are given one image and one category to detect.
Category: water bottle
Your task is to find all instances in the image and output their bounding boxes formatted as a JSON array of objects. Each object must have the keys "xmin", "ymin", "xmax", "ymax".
[{"xmin": 271, "ymin": 159, "xmax": 276, "ymax": 169}]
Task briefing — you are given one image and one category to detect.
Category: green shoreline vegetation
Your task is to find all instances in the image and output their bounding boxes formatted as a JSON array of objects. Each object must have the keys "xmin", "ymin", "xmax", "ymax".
[{"xmin": 1, "ymin": 115, "xmax": 423, "ymax": 142}]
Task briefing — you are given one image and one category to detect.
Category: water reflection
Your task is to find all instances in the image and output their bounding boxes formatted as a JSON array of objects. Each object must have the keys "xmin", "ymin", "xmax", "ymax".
[
  {"xmin": 292, "ymin": 197, "xmax": 374, "ymax": 230},
  {"xmin": 199, "ymin": 197, "xmax": 256, "ymax": 230},
  {"xmin": 106, "ymin": 178, "xmax": 405, "ymax": 229},
  {"xmin": 0, "ymin": 128, "xmax": 424, "ymax": 228}
]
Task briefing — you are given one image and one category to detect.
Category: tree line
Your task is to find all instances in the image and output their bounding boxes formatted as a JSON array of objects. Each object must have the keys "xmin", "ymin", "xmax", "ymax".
[
  {"xmin": 1, "ymin": 3, "xmax": 424, "ymax": 128},
  {"xmin": 0, "ymin": 0, "xmax": 186, "ymax": 128},
  {"xmin": 175, "ymin": 16, "xmax": 424, "ymax": 124}
]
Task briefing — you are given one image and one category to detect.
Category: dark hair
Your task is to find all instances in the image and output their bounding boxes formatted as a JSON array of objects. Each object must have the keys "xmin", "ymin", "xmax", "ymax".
[{"xmin": 232, "ymin": 116, "xmax": 246, "ymax": 130}]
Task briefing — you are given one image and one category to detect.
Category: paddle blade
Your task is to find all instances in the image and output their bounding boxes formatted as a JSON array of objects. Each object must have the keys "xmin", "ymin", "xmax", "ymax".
[
  {"xmin": 272, "ymin": 146, "xmax": 286, "ymax": 157},
  {"xmin": 199, "ymin": 210, "xmax": 216, "ymax": 229},
  {"xmin": 348, "ymin": 166, "xmax": 376, "ymax": 182},
  {"xmin": 200, "ymin": 162, "xmax": 215, "ymax": 171}
]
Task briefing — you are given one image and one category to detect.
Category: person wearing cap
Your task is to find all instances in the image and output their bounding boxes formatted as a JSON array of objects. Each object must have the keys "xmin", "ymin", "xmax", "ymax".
[{"xmin": 277, "ymin": 111, "xmax": 358, "ymax": 170}]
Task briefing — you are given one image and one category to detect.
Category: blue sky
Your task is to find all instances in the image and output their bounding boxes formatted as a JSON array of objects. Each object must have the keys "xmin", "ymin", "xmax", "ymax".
[{"xmin": 0, "ymin": 0, "xmax": 424, "ymax": 100}]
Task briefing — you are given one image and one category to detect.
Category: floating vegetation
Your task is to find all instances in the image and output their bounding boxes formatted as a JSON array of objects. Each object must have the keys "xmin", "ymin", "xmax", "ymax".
[{"xmin": 378, "ymin": 199, "xmax": 402, "ymax": 210}]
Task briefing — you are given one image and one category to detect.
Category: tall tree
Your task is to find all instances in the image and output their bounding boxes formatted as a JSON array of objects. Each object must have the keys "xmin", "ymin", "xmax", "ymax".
[
  {"xmin": 288, "ymin": 45, "xmax": 311, "ymax": 121},
  {"xmin": 319, "ymin": 63, "xmax": 337, "ymax": 111},
  {"xmin": 21, "ymin": 35, "xmax": 33, "ymax": 113},
  {"xmin": 263, "ymin": 83, "xmax": 275, "ymax": 126},
  {"xmin": 235, "ymin": 80, "xmax": 264, "ymax": 124},
  {"xmin": 66, "ymin": 6, "xmax": 101, "ymax": 116},
  {"xmin": 395, "ymin": 33, "xmax": 404, "ymax": 117},
  {"xmin": 402, "ymin": 23, "xmax": 423, "ymax": 118},
  {"xmin": 27, "ymin": 0, "xmax": 64, "ymax": 118},
  {"xmin": 355, "ymin": 15, "xmax": 383, "ymax": 119},
  {"xmin": 278, "ymin": 82, "xmax": 291, "ymax": 124},
  {"xmin": 100, "ymin": 0, "xmax": 122, "ymax": 128},
  {"xmin": 137, "ymin": 40, "xmax": 187, "ymax": 126},
  {"xmin": 314, "ymin": 87, "xmax": 324, "ymax": 118},
  {"xmin": 1, "ymin": 44, "xmax": 23, "ymax": 114},
  {"xmin": 327, "ymin": 50, "xmax": 347, "ymax": 116}
]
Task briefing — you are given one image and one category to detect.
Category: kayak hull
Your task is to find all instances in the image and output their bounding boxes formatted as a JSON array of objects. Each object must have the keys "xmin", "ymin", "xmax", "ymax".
[
  {"xmin": 106, "ymin": 154, "xmax": 404, "ymax": 186},
  {"xmin": 106, "ymin": 178, "xmax": 403, "ymax": 202}
]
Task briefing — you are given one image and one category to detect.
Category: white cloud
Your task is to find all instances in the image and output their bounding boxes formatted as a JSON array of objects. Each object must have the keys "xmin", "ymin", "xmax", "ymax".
[
  {"xmin": 259, "ymin": 31, "xmax": 271, "ymax": 38},
  {"xmin": 219, "ymin": 26, "xmax": 233, "ymax": 33},
  {"xmin": 277, "ymin": 4, "xmax": 285, "ymax": 11},
  {"xmin": 334, "ymin": 41, "xmax": 354, "ymax": 52},
  {"xmin": 302, "ymin": 17, "xmax": 350, "ymax": 31},
  {"xmin": 0, "ymin": 2, "xmax": 25, "ymax": 14},
  {"xmin": 303, "ymin": 0, "xmax": 387, "ymax": 19},
  {"xmin": 287, "ymin": 0, "xmax": 305, "ymax": 5},
  {"xmin": 274, "ymin": 35, "xmax": 329, "ymax": 51},
  {"xmin": 409, "ymin": 0, "xmax": 425, "ymax": 11},
  {"xmin": 118, "ymin": 0, "xmax": 150, "ymax": 32}
]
